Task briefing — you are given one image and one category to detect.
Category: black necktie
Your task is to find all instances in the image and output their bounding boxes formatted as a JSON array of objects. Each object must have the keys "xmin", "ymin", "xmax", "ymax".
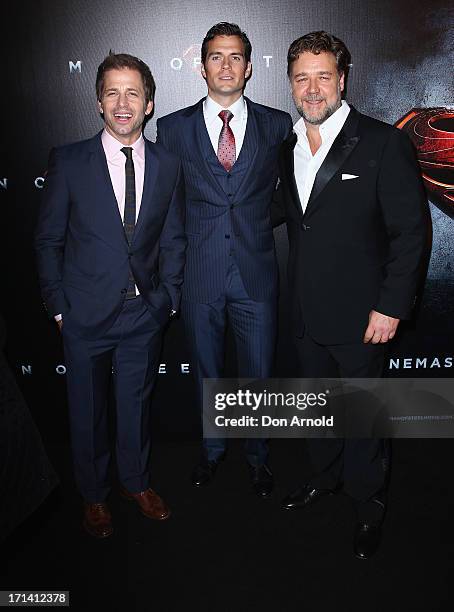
[{"xmin": 121, "ymin": 146, "xmax": 137, "ymax": 299}]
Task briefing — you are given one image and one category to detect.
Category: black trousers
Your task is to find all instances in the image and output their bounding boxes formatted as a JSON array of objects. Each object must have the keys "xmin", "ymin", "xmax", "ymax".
[{"xmin": 296, "ymin": 332, "xmax": 389, "ymax": 521}]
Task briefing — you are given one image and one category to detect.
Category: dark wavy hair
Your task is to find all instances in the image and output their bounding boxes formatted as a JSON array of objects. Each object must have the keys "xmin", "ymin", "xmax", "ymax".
[
  {"xmin": 287, "ymin": 31, "xmax": 351, "ymax": 79},
  {"xmin": 201, "ymin": 22, "xmax": 252, "ymax": 65},
  {"xmin": 96, "ymin": 52, "xmax": 156, "ymax": 103}
]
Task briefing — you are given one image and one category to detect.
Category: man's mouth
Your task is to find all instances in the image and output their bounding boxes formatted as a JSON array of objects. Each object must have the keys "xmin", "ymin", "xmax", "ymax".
[
  {"xmin": 304, "ymin": 98, "xmax": 324, "ymax": 106},
  {"xmin": 114, "ymin": 112, "xmax": 133, "ymax": 123}
]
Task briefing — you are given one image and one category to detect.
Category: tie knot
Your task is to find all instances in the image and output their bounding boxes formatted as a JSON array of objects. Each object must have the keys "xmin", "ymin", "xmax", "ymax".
[
  {"xmin": 121, "ymin": 146, "xmax": 133, "ymax": 160},
  {"xmin": 219, "ymin": 110, "xmax": 233, "ymax": 125}
]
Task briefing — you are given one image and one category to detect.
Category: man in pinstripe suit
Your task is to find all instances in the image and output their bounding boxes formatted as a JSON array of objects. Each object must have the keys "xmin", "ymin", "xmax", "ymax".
[{"xmin": 157, "ymin": 23, "xmax": 292, "ymax": 496}]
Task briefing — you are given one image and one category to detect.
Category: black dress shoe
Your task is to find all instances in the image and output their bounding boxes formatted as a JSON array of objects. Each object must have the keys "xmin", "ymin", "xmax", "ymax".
[
  {"xmin": 353, "ymin": 522, "xmax": 382, "ymax": 559},
  {"xmin": 192, "ymin": 457, "xmax": 221, "ymax": 486},
  {"xmin": 281, "ymin": 484, "xmax": 335, "ymax": 510},
  {"xmin": 249, "ymin": 464, "xmax": 274, "ymax": 498}
]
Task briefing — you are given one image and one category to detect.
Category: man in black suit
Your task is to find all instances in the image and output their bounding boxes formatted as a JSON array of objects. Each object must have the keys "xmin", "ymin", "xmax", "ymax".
[
  {"xmin": 35, "ymin": 53, "xmax": 186, "ymax": 537},
  {"xmin": 273, "ymin": 32, "xmax": 428, "ymax": 558},
  {"xmin": 157, "ymin": 23, "xmax": 292, "ymax": 496}
]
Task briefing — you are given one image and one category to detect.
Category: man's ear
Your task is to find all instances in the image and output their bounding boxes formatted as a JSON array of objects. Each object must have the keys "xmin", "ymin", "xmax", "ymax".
[
  {"xmin": 339, "ymin": 71, "xmax": 345, "ymax": 93},
  {"xmin": 98, "ymin": 100, "xmax": 103, "ymax": 114},
  {"xmin": 245, "ymin": 62, "xmax": 252, "ymax": 78},
  {"xmin": 201, "ymin": 63, "xmax": 207, "ymax": 80},
  {"xmin": 145, "ymin": 100, "xmax": 153, "ymax": 115}
]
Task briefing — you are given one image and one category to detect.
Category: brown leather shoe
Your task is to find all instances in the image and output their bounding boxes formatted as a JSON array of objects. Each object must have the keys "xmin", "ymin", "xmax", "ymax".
[
  {"xmin": 83, "ymin": 502, "xmax": 113, "ymax": 538},
  {"xmin": 120, "ymin": 486, "xmax": 170, "ymax": 520}
]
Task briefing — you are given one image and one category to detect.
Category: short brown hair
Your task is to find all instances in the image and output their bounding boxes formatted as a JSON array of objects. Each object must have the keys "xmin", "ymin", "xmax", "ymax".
[
  {"xmin": 96, "ymin": 52, "xmax": 156, "ymax": 103},
  {"xmin": 287, "ymin": 31, "xmax": 351, "ymax": 79},
  {"xmin": 201, "ymin": 22, "xmax": 252, "ymax": 65}
]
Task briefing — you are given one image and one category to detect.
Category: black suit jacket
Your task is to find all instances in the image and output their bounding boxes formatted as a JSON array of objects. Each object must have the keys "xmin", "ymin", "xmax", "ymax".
[
  {"xmin": 35, "ymin": 132, "xmax": 186, "ymax": 338},
  {"xmin": 272, "ymin": 107, "xmax": 429, "ymax": 345}
]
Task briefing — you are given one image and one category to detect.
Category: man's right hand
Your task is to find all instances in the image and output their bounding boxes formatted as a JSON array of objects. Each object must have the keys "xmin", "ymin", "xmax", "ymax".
[{"xmin": 56, "ymin": 319, "xmax": 63, "ymax": 333}]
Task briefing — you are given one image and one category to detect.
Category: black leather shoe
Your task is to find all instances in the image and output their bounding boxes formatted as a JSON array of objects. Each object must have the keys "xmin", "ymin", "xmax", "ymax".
[
  {"xmin": 353, "ymin": 522, "xmax": 382, "ymax": 559},
  {"xmin": 192, "ymin": 457, "xmax": 221, "ymax": 486},
  {"xmin": 281, "ymin": 484, "xmax": 335, "ymax": 510},
  {"xmin": 249, "ymin": 464, "xmax": 274, "ymax": 498}
]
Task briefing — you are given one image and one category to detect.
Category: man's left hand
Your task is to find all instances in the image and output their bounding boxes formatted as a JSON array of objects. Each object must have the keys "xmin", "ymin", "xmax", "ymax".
[{"xmin": 363, "ymin": 310, "xmax": 400, "ymax": 344}]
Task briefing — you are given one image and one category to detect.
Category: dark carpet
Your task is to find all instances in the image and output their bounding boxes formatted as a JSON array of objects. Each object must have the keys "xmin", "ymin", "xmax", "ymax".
[{"xmin": 2, "ymin": 434, "xmax": 452, "ymax": 612}]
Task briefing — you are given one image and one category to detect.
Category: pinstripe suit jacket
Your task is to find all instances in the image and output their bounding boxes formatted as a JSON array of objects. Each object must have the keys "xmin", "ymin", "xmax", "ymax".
[{"xmin": 157, "ymin": 97, "xmax": 292, "ymax": 303}]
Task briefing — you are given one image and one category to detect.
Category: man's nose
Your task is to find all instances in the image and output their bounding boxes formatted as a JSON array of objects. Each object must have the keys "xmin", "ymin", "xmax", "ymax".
[
  {"xmin": 307, "ymin": 78, "xmax": 320, "ymax": 93},
  {"xmin": 118, "ymin": 91, "xmax": 128, "ymax": 105}
]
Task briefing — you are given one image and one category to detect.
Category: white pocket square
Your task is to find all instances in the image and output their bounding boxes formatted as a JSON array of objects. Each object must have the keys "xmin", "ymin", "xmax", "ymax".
[{"xmin": 342, "ymin": 173, "xmax": 359, "ymax": 180}]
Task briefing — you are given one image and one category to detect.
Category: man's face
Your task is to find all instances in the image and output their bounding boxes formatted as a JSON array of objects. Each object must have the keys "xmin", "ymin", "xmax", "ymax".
[
  {"xmin": 201, "ymin": 35, "xmax": 251, "ymax": 103},
  {"xmin": 290, "ymin": 51, "xmax": 344, "ymax": 125},
  {"xmin": 98, "ymin": 68, "xmax": 153, "ymax": 143}
]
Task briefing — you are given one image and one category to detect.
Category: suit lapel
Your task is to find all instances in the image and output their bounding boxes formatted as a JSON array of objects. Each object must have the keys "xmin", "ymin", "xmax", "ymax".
[
  {"xmin": 88, "ymin": 132, "xmax": 128, "ymax": 247},
  {"xmin": 233, "ymin": 98, "xmax": 262, "ymax": 200},
  {"xmin": 181, "ymin": 99, "xmax": 224, "ymax": 194},
  {"xmin": 133, "ymin": 139, "xmax": 159, "ymax": 242},
  {"xmin": 305, "ymin": 108, "xmax": 361, "ymax": 216},
  {"xmin": 283, "ymin": 131, "xmax": 304, "ymax": 218}
]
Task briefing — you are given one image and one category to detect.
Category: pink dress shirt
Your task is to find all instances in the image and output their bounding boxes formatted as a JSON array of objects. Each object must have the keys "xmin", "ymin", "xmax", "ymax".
[{"xmin": 55, "ymin": 129, "xmax": 145, "ymax": 320}]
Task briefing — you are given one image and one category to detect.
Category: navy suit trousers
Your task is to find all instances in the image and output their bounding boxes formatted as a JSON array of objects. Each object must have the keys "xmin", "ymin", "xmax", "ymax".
[
  {"xmin": 182, "ymin": 259, "xmax": 276, "ymax": 465},
  {"xmin": 62, "ymin": 296, "xmax": 163, "ymax": 502}
]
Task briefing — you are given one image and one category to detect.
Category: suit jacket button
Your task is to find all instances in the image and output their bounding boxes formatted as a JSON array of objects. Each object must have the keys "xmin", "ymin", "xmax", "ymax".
[
  {"xmin": 301, "ymin": 223, "xmax": 310, "ymax": 231},
  {"xmin": 225, "ymin": 234, "xmax": 230, "ymax": 239},
  {"xmin": 121, "ymin": 289, "xmax": 127, "ymax": 294}
]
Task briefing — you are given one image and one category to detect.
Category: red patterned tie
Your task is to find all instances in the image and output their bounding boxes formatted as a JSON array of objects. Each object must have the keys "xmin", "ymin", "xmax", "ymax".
[{"xmin": 217, "ymin": 110, "xmax": 236, "ymax": 172}]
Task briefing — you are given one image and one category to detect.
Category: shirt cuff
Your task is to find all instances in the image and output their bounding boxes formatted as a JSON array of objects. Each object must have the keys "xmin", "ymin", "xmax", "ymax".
[{"xmin": 54, "ymin": 314, "xmax": 62, "ymax": 322}]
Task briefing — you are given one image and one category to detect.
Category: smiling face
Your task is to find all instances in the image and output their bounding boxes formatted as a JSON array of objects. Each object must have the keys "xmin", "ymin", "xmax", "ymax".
[
  {"xmin": 201, "ymin": 35, "xmax": 252, "ymax": 106},
  {"xmin": 97, "ymin": 68, "xmax": 153, "ymax": 144},
  {"xmin": 290, "ymin": 51, "xmax": 344, "ymax": 125}
]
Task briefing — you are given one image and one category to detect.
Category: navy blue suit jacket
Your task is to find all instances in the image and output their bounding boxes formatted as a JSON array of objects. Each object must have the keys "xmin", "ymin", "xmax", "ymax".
[
  {"xmin": 156, "ymin": 98, "xmax": 292, "ymax": 303},
  {"xmin": 35, "ymin": 132, "xmax": 186, "ymax": 338}
]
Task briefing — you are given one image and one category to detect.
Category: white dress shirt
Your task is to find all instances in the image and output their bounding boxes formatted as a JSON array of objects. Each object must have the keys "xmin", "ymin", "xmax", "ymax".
[
  {"xmin": 294, "ymin": 100, "xmax": 350, "ymax": 212},
  {"xmin": 203, "ymin": 95, "xmax": 248, "ymax": 157}
]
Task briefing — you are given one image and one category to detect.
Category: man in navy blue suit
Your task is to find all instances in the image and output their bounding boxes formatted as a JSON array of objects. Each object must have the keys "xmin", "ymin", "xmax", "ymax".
[
  {"xmin": 157, "ymin": 23, "xmax": 292, "ymax": 496},
  {"xmin": 35, "ymin": 53, "xmax": 186, "ymax": 537}
]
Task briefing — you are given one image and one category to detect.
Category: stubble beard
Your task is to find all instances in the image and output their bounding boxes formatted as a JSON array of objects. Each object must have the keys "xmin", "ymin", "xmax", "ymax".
[{"xmin": 295, "ymin": 86, "xmax": 342, "ymax": 125}]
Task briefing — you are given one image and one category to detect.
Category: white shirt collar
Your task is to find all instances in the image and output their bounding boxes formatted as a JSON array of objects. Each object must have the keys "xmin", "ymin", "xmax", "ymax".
[
  {"xmin": 101, "ymin": 129, "xmax": 145, "ymax": 162},
  {"xmin": 294, "ymin": 100, "xmax": 350, "ymax": 141},
  {"xmin": 203, "ymin": 95, "xmax": 247, "ymax": 128}
]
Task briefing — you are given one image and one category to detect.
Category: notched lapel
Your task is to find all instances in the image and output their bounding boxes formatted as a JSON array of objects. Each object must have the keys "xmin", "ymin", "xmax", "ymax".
[
  {"xmin": 89, "ymin": 133, "xmax": 128, "ymax": 248},
  {"xmin": 133, "ymin": 141, "xmax": 159, "ymax": 241},
  {"xmin": 305, "ymin": 109, "xmax": 361, "ymax": 216},
  {"xmin": 232, "ymin": 100, "xmax": 260, "ymax": 199},
  {"xmin": 182, "ymin": 101, "xmax": 223, "ymax": 194}
]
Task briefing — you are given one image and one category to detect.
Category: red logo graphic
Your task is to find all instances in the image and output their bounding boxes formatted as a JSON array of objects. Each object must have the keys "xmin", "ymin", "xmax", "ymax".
[
  {"xmin": 396, "ymin": 108, "xmax": 454, "ymax": 218},
  {"xmin": 182, "ymin": 44, "xmax": 202, "ymax": 74}
]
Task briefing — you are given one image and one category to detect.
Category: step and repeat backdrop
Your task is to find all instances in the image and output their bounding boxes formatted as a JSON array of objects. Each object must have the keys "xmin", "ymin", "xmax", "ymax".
[{"xmin": 4, "ymin": 0, "xmax": 453, "ymax": 435}]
